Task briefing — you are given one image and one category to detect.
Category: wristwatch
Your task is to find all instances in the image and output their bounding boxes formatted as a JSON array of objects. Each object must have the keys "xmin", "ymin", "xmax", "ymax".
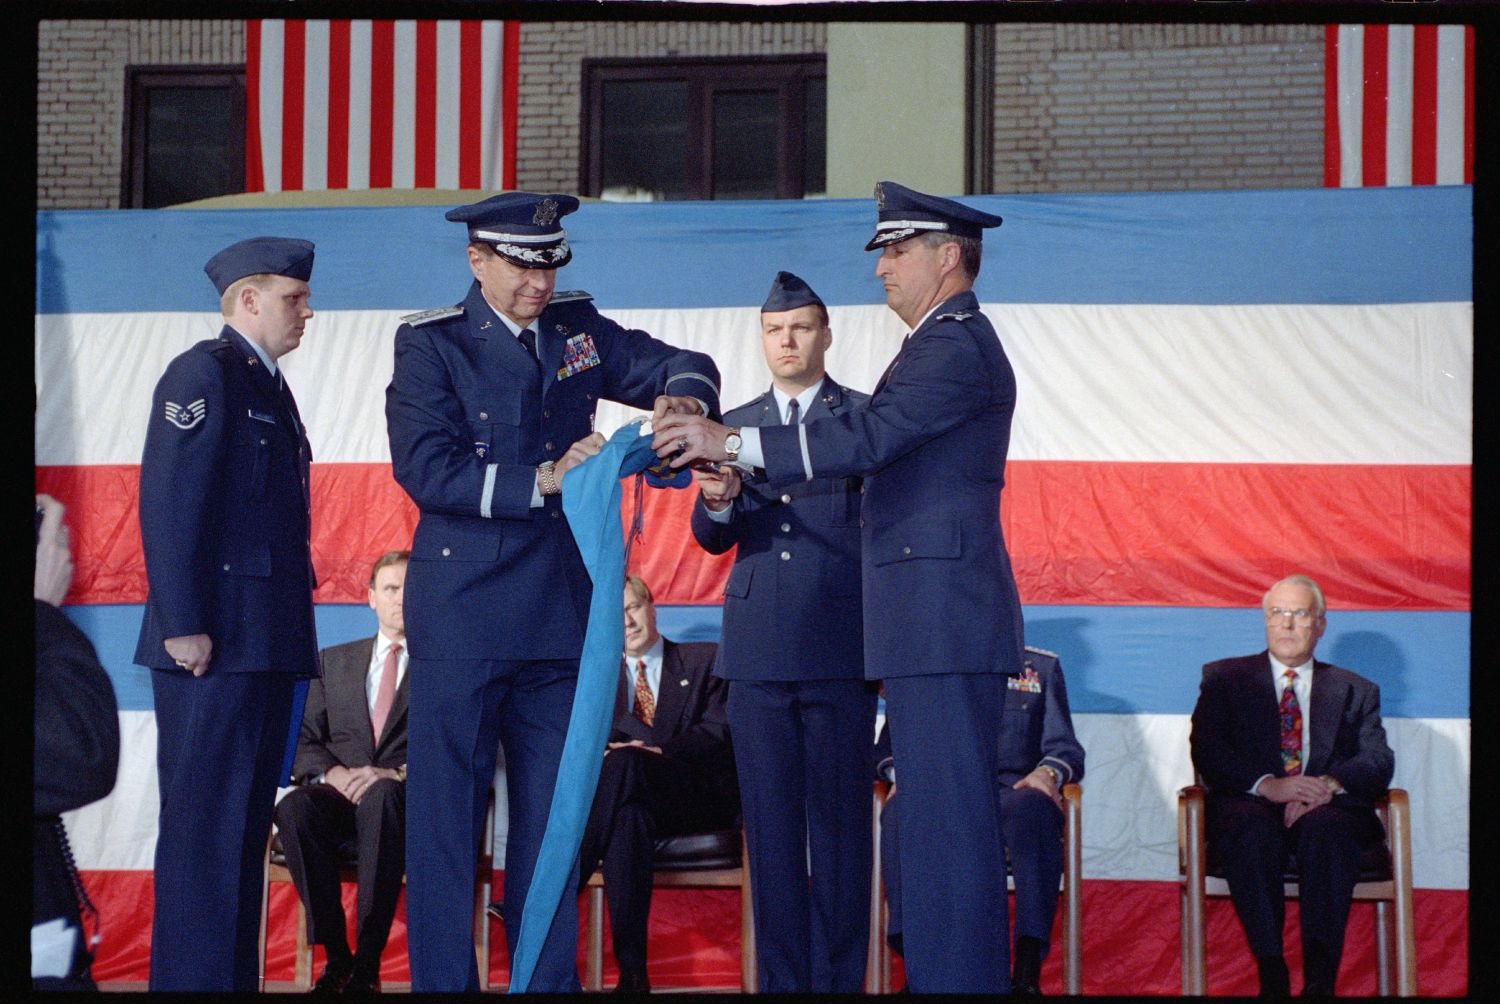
[
  {"xmin": 723, "ymin": 428, "xmax": 742, "ymax": 463},
  {"xmin": 1039, "ymin": 764, "xmax": 1061, "ymax": 786},
  {"xmin": 537, "ymin": 460, "xmax": 561, "ymax": 496}
]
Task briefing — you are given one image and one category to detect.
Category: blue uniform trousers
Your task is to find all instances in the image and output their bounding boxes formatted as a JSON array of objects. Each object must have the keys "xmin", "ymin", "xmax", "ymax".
[
  {"xmin": 149, "ymin": 669, "xmax": 295, "ymax": 991},
  {"xmin": 727, "ymin": 678, "xmax": 876, "ymax": 992},
  {"xmin": 404, "ymin": 657, "xmax": 581, "ymax": 993},
  {"xmin": 882, "ymin": 673, "xmax": 1010, "ymax": 993},
  {"xmin": 884, "ymin": 784, "xmax": 1065, "ymax": 955}
]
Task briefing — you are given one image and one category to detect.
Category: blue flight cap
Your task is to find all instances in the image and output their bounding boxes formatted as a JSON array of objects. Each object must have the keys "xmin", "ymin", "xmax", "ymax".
[
  {"xmin": 445, "ymin": 191, "xmax": 581, "ymax": 269},
  {"xmin": 761, "ymin": 271, "xmax": 825, "ymax": 314},
  {"xmin": 204, "ymin": 236, "xmax": 316, "ymax": 295},
  {"xmin": 864, "ymin": 181, "xmax": 1003, "ymax": 252}
]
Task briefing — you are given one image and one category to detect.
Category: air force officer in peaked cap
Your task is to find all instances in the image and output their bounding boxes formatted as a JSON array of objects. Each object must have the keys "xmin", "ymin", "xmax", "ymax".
[
  {"xmin": 654, "ymin": 181, "xmax": 1023, "ymax": 992},
  {"xmin": 135, "ymin": 235, "xmax": 320, "ymax": 990},
  {"xmin": 385, "ymin": 191, "xmax": 720, "ymax": 992}
]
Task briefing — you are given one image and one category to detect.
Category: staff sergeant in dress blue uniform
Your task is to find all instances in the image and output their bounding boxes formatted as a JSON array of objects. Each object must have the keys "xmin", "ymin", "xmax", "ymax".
[
  {"xmin": 653, "ymin": 181, "xmax": 1025, "ymax": 993},
  {"xmin": 384, "ymin": 192, "xmax": 721, "ymax": 993},
  {"xmin": 134, "ymin": 236, "xmax": 321, "ymax": 991},
  {"xmin": 875, "ymin": 645, "xmax": 1085, "ymax": 994},
  {"xmin": 690, "ymin": 271, "xmax": 876, "ymax": 992}
]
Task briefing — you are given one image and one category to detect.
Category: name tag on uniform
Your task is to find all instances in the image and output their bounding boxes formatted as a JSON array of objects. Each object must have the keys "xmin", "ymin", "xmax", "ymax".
[
  {"xmin": 1007, "ymin": 668, "xmax": 1042, "ymax": 693},
  {"xmin": 556, "ymin": 332, "xmax": 601, "ymax": 380},
  {"xmin": 248, "ymin": 409, "xmax": 277, "ymax": 424}
]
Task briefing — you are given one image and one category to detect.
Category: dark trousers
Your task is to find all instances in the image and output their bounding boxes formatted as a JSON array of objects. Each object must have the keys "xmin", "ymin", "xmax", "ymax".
[
  {"xmin": 883, "ymin": 784, "xmax": 1064, "ymax": 955},
  {"xmin": 273, "ymin": 780, "xmax": 407, "ymax": 968},
  {"xmin": 405, "ymin": 658, "xmax": 580, "ymax": 993},
  {"xmin": 149, "ymin": 669, "xmax": 295, "ymax": 991},
  {"xmin": 1207, "ymin": 791, "xmax": 1383, "ymax": 986},
  {"xmin": 577, "ymin": 745, "xmax": 738, "ymax": 978},
  {"xmin": 882, "ymin": 673, "xmax": 1010, "ymax": 994},
  {"xmin": 728, "ymin": 678, "xmax": 877, "ymax": 992}
]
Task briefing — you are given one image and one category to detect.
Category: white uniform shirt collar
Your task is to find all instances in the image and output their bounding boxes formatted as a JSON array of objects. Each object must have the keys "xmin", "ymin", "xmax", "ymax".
[
  {"xmin": 231, "ymin": 324, "xmax": 277, "ymax": 375},
  {"xmin": 770, "ymin": 378, "xmax": 826, "ymax": 424}
]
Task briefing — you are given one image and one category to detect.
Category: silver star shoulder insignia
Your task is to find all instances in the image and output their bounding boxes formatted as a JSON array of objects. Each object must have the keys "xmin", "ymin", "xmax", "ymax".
[
  {"xmin": 401, "ymin": 305, "xmax": 465, "ymax": 327},
  {"xmin": 164, "ymin": 398, "xmax": 207, "ymax": 430},
  {"xmin": 937, "ymin": 310, "xmax": 974, "ymax": 322},
  {"xmin": 1024, "ymin": 644, "xmax": 1059, "ymax": 659},
  {"xmin": 549, "ymin": 290, "xmax": 594, "ymax": 305}
]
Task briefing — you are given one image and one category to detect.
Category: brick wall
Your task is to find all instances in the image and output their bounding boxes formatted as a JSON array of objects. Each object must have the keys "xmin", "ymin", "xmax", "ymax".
[
  {"xmin": 513, "ymin": 20, "xmax": 827, "ymax": 193},
  {"xmin": 37, "ymin": 20, "xmax": 244, "ymax": 209},
  {"xmin": 36, "ymin": 19, "xmax": 1326, "ymax": 209},
  {"xmin": 992, "ymin": 23, "xmax": 1323, "ymax": 194}
]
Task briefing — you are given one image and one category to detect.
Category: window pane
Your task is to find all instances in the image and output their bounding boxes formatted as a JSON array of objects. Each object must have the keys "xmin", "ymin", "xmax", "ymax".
[
  {"xmin": 144, "ymin": 87, "xmax": 239, "ymax": 208},
  {"xmin": 804, "ymin": 77, "xmax": 827, "ymax": 197},
  {"xmin": 600, "ymin": 80, "xmax": 690, "ymax": 202},
  {"xmin": 711, "ymin": 90, "xmax": 779, "ymax": 200}
]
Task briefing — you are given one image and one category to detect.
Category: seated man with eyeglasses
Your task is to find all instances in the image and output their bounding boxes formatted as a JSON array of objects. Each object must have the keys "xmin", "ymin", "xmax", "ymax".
[{"xmin": 1189, "ymin": 574, "xmax": 1394, "ymax": 997}]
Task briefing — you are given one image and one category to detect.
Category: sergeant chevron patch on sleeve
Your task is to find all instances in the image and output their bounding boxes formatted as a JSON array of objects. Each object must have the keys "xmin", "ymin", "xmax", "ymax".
[{"xmin": 164, "ymin": 398, "xmax": 207, "ymax": 430}]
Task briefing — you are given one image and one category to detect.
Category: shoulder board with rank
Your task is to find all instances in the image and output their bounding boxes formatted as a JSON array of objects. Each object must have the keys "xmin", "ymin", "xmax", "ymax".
[
  {"xmin": 401, "ymin": 305, "xmax": 465, "ymax": 326},
  {"xmin": 1024, "ymin": 645, "xmax": 1059, "ymax": 659},
  {"xmin": 936, "ymin": 310, "xmax": 974, "ymax": 322},
  {"xmin": 549, "ymin": 290, "xmax": 594, "ymax": 305}
]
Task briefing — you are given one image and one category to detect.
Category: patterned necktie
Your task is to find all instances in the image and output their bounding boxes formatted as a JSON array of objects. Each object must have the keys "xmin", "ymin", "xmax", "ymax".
[
  {"xmin": 632, "ymin": 658, "xmax": 655, "ymax": 727},
  {"xmin": 371, "ymin": 642, "xmax": 401, "ymax": 742},
  {"xmin": 1279, "ymin": 669, "xmax": 1302, "ymax": 776},
  {"xmin": 785, "ymin": 398, "xmax": 800, "ymax": 425}
]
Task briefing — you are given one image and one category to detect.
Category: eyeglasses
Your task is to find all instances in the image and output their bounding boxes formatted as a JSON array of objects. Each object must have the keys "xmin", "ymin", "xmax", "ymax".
[{"xmin": 1265, "ymin": 606, "xmax": 1319, "ymax": 624}]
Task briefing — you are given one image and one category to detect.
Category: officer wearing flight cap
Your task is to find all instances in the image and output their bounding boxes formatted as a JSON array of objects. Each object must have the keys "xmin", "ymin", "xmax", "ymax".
[
  {"xmin": 385, "ymin": 192, "xmax": 720, "ymax": 992},
  {"xmin": 135, "ymin": 236, "xmax": 321, "ymax": 990},
  {"xmin": 690, "ymin": 270, "xmax": 875, "ymax": 992},
  {"xmin": 655, "ymin": 182, "xmax": 1024, "ymax": 993}
]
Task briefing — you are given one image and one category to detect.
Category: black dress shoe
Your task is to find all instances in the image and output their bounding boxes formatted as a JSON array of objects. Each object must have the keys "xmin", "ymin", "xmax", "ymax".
[
  {"xmin": 343, "ymin": 967, "xmax": 381, "ymax": 995},
  {"xmin": 614, "ymin": 969, "xmax": 651, "ymax": 993},
  {"xmin": 311, "ymin": 956, "xmax": 353, "ymax": 994},
  {"xmin": 1256, "ymin": 955, "xmax": 1291, "ymax": 998},
  {"xmin": 1012, "ymin": 934, "xmax": 1045, "ymax": 995}
]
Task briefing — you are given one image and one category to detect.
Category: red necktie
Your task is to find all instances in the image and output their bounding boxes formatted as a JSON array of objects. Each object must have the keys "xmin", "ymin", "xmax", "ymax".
[
  {"xmin": 632, "ymin": 659, "xmax": 655, "ymax": 727},
  {"xmin": 1279, "ymin": 669, "xmax": 1302, "ymax": 776},
  {"xmin": 372, "ymin": 642, "xmax": 401, "ymax": 742}
]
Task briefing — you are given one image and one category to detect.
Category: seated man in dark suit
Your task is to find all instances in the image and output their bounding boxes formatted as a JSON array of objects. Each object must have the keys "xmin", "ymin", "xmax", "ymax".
[
  {"xmin": 1191, "ymin": 574, "xmax": 1394, "ymax": 997},
  {"xmin": 875, "ymin": 645, "xmax": 1084, "ymax": 995},
  {"xmin": 273, "ymin": 550, "xmax": 412, "ymax": 993},
  {"xmin": 576, "ymin": 575, "xmax": 739, "ymax": 993}
]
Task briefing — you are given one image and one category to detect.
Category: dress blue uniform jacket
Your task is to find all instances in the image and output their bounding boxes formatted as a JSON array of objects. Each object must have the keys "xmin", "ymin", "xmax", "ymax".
[
  {"xmin": 385, "ymin": 282, "xmax": 720, "ymax": 662},
  {"xmin": 690, "ymin": 378, "xmax": 868, "ymax": 681},
  {"xmin": 875, "ymin": 647, "xmax": 1085, "ymax": 788},
  {"xmin": 135, "ymin": 326, "xmax": 318, "ymax": 676},
  {"xmin": 757, "ymin": 291, "xmax": 1024, "ymax": 682}
]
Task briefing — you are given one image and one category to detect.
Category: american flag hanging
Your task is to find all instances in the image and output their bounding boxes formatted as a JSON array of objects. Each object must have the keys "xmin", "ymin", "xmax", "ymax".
[
  {"xmin": 246, "ymin": 19, "xmax": 519, "ymax": 193},
  {"xmin": 1325, "ymin": 24, "xmax": 1474, "ymax": 188}
]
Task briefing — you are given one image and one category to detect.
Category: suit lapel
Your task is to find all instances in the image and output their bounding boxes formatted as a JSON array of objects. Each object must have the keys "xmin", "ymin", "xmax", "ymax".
[
  {"xmin": 1305, "ymin": 661, "xmax": 1344, "ymax": 775},
  {"xmin": 650, "ymin": 641, "xmax": 690, "ymax": 740},
  {"xmin": 375, "ymin": 661, "xmax": 410, "ymax": 753},
  {"xmin": 341, "ymin": 639, "xmax": 378, "ymax": 763}
]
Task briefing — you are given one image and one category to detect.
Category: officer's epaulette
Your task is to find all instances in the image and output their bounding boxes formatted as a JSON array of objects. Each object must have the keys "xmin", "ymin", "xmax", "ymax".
[
  {"xmin": 549, "ymin": 289, "xmax": 594, "ymax": 305},
  {"xmin": 1024, "ymin": 644, "xmax": 1059, "ymax": 659},
  {"xmin": 401, "ymin": 305, "xmax": 465, "ymax": 326},
  {"xmin": 936, "ymin": 309, "xmax": 975, "ymax": 322}
]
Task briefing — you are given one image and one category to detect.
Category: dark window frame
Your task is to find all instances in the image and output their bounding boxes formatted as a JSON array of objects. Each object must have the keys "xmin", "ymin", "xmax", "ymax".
[
  {"xmin": 580, "ymin": 55, "xmax": 826, "ymax": 201},
  {"xmin": 122, "ymin": 65, "xmax": 245, "ymax": 209}
]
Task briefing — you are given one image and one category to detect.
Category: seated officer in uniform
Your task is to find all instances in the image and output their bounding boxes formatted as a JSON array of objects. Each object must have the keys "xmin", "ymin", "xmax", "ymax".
[
  {"xmin": 273, "ymin": 551, "xmax": 412, "ymax": 993},
  {"xmin": 574, "ymin": 576, "xmax": 738, "ymax": 993},
  {"xmin": 875, "ymin": 645, "xmax": 1084, "ymax": 995}
]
